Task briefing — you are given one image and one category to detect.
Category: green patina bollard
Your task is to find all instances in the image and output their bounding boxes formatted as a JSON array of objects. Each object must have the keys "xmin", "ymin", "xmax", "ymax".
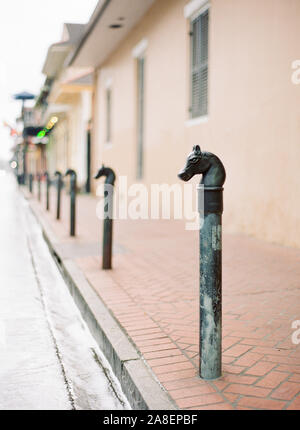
[
  {"xmin": 65, "ymin": 169, "xmax": 77, "ymax": 237},
  {"xmin": 94, "ymin": 165, "xmax": 116, "ymax": 270},
  {"xmin": 178, "ymin": 145, "xmax": 226, "ymax": 380},
  {"xmin": 55, "ymin": 171, "xmax": 63, "ymax": 220},
  {"xmin": 44, "ymin": 171, "xmax": 50, "ymax": 211}
]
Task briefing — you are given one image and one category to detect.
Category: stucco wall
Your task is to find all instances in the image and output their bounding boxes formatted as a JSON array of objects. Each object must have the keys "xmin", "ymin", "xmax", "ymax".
[
  {"xmin": 50, "ymin": 90, "xmax": 92, "ymax": 188},
  {"xmin": 92, "ymin": 0, "xmax": 300, "ymax": 248}
]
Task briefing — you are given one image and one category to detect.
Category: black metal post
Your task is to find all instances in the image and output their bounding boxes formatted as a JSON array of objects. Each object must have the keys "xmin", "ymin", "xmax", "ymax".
[
  {"xmin": 28, "ymin": 173, "xmax": 33, "ymax": 193},
  {"xmin": 17, "ymin": 174, "xmax": 22, "ymax": 185},
  {"xmin": 85, "ymin": 130, "xmax": 91, "ymax": 193},
  {"xmin": 65, "ymin": 169, "xmax": 77, "ymax": 237},
  {"xmin": 94, "ymin": 165, "xmax": 116, "ymax": 270},
  {"xmin": 178, "ymin": 145, "xmax": 226, "ymax": 380},
  {"xmin": 37, "ymin": 173, "xmax": 41, "ymax": 201},
  {"xmin": 55, "ymin": 171, "xmax": 63, "ymax": 220},
  {"xmin": 44, "ymin": 171, "xmax": 50, "ymax": 211}
]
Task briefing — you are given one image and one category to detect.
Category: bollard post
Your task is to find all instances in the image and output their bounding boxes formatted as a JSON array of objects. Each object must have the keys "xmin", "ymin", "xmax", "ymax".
[
  {"xmin": 65, "ymin": 169, "xmax": 77, "ymax": 237},
  {"xmin": 54, "ymin": 171, "xmax": 63, "ymax": 220},
  {"xmin": 44, "ymin": 171, "xmax": 50, "ymax": 211},
  {"xmin": 17, "ymin": 174, "xmax": 22, "ymax": 185},
  {"xmin": 29, "ymin": 173, "xmax": 33, "ymax": 193},
  {"xmin": 37, "ymin": 173, "xmax": 41, "ymax": 201},
  {"xmin": 178, "ymin": 145, "xmax": 226, "ymax": 380},
  {"xmin": 94, "ymin": 165, "xmax": 116, "ymax": 270}
]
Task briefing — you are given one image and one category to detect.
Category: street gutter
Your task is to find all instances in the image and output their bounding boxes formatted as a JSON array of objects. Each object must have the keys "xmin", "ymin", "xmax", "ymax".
[{"xmin": 24, "ymin": 191, "xmax": 177, "ymax": 410}]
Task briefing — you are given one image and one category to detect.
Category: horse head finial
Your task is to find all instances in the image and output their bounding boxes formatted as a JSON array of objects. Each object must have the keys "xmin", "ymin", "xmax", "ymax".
[
  {"xmin": 178, "ymin": 144, "xmax": 206, "ymax": 182},
  {"xmin": 65, "ymin": 168, "xmax": 77, "ymax": 178},
  {"xmin": 178, "ymin": 146, "xmax": 226, "ymax": 186},
  {"xmin": 94, "ymin": 165, "xmax": 116, "ymax": 185}
]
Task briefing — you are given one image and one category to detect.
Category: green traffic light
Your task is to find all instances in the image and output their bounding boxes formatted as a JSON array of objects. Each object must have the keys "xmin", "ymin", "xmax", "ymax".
[{"xmin": 37, "ymin": 130, "xmax": 46, "ymax": 138}]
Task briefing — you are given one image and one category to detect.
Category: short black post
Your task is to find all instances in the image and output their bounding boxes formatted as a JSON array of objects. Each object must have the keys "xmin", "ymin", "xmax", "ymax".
[
  {"xmin": 94, "ymin": 165, "xmax": 116, "ymax": 270},
  {"xmin": 55, "ymin": 171, "xmax": 63, "ymax": 220},
  {"xmin": 37, "ymin": 173, "xmax": 41, "ymax": 201},
  {"xmin": 44, "ymin": 171, "xmax": 50, "ymax": 211},
  {"xmin": 28, "ymin": 173, "xmax": 33, "ymax": 193},
  {"xmin": 65, "ymin": 169, "xmax": 77, "ymax": 237},
  {"xmin": 178, "ymin": 145, "xmax": 226, "ymax": 380}
]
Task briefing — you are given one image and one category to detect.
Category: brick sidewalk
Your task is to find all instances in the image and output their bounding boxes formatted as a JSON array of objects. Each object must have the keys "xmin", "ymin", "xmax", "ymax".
[{"xmin": 25, "ymin": 182, "xmax": 300, "ymax": 410}]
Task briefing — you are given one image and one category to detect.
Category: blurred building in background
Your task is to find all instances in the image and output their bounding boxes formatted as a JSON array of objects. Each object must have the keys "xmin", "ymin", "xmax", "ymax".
[
  {"xmin": 36, "ymin": 23, "xmax": 94, "ymax": 190},
  {"xmin": 12, "ymin": 0, "xmax": 300, "ymax": 248},
  {"xmin": 9, "ymin": 91, "xmax": 46, "ymax": 184}
]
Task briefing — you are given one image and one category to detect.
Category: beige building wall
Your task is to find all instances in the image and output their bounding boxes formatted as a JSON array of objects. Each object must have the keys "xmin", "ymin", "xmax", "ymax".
[
  {"xmin": 92, "ymin": 0, "xmax": 300, "ymax": 248},
  {"xmin": 52, "ymin": 116, "xmax": 69, "ymax": 174},
  {"xmin": 48, "ymin": 90, "xmax": 92, "ymax": 187}
]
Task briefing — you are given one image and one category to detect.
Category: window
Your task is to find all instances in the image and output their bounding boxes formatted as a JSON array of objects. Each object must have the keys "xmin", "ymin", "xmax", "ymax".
[
  {"xmin": 106, "ymin": 87, "xmax": 112, "ymax": 143},
  {"xmin": 190, "ymin": 8, "xmax": 209, "ymax": 118},
  {"xmin": 132, "ymin": 39, "xmax": 147, "ymax": 179},
  {"xmin": 137, "ymin": 56, "xmax": 145, "ymax": 179}
]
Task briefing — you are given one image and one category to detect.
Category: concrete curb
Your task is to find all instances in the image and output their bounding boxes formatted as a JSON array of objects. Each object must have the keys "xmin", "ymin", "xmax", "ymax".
[{"xmin": 25, "ymin": 195, "xmax": 177, "ymax": 410}]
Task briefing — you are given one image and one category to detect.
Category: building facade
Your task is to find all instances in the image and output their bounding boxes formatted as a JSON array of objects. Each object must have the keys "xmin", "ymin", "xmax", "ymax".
[
  {"xmin": 37, "ymin": 23, "xmax": 94, "ymax": 190},
  {"xmin": 58, "ymin": 0, "xmax": 300, "ymax": 248}
]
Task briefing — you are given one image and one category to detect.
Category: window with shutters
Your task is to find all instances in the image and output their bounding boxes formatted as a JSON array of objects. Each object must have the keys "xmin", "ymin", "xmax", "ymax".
[
  {"xmin": 190, "ymin": 8, "xmax": 209, "ymax": 118},
  {"xmin": 106, "ymin": 87, "xmax": 112, "ymax": 143},
  {"xmin": 137, "ymin": 56, "xmax": 145, "ymax": 179}
]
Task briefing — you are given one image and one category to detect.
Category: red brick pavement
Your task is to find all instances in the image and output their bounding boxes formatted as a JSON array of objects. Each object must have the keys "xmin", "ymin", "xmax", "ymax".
[{"xmin": 25, "ymin": 182, "xmax": 300, "ymax": 410}]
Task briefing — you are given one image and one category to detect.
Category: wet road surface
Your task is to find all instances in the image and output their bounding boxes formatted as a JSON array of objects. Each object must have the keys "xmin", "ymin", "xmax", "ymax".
[{"xmin": 0, "ymin": 171, "xmax": 130, "ymax": 410}]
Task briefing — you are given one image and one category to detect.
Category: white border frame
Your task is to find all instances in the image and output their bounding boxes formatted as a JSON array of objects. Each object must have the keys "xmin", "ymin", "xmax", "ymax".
[
  {"xmin": 132, "ymin": 38, "xmax": 148, "ymax": 59},
  {"xmin": 105, "ymin": 77, "xmax": 113, "ymax": 89},
  {"xmin": 185, "ymin": 115, "xmax": 208, "ymax": 127},
  {"xmin": 184, "ymin": 0, "xmax": 209, "ymax": 19}
]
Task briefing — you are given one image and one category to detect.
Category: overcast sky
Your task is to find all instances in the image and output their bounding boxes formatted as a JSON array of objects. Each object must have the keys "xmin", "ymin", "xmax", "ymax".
[{"xmin": 0, "ymin": 0, "xmax": 98, "ymax": 160}]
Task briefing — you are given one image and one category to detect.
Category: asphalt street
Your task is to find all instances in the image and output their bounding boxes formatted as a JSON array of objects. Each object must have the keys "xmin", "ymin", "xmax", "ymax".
[{"xmin": 0, "ymin": 170, "xmax": 130, "ymax": 410}]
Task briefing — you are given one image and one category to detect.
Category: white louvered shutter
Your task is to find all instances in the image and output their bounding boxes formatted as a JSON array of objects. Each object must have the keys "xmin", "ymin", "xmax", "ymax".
[
  {"xmin": 190, "ymin": 9, "xmax": 209, "ymax": 118},
  {"xmin": 137, "ymin": 57, "xmax": 145, "ymax": 179}
]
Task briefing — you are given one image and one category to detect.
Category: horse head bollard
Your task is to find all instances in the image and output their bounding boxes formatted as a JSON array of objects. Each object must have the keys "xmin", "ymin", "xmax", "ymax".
[
  {"xmin": 65, "ymin": 169, "xmax": 77, "ymax": 237},
  {"xmin": 94, "ymin": 165, "xmax": 116, "ymax": 187},
  {"xmin": 94, "ymin": 165, "xmax": 116, "ymax": 270},
  {"xmin": 178, "ymin": 145, "xmax": 226, "ymax": 380},
  {"xmin": 55, "ymin": 171, "xmax": 63, "ymax": 220},
  {"xmin": 44, "ymin": 171, "xmax": 50, "ymax": 211}
]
